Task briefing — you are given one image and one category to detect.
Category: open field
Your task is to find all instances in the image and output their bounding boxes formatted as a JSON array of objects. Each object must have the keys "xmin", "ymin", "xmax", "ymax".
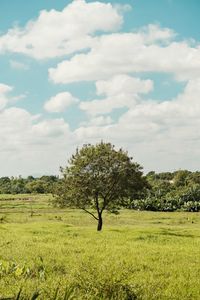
[{"xmin": 0, "ymin": 195, "xmax": 200, "ymax": 299}]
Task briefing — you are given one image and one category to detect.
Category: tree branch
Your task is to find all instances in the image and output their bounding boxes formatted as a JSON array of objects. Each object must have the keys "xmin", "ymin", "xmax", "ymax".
[
  {"xmin": 101, "ymin": 175, "xmax": 121, "ymax": 212},
  {"xmin": 81, "ymin": 208, "xmax": 99, "ymax": 220}
]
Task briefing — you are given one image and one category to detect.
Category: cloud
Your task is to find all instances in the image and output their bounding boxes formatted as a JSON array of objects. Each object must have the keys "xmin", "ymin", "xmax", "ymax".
[
  {"xmin": 80, "ymin": 75, "xmax": 153, "ymax": 115},
  {"xmin": 9, "ymin": 60, "xmax": 29, "ymax": 70},
  {"xmin": 44, "ymin": 92, "xmax": 79, "ymax": 113},
  {"xmin": 81, "ymin": 115, "xmax": 113, "ymax": 126},
  {"xmin": 0, "ymin": 0, "xmax": 123, "ymax": 59},
  {"xmin": 32, "ymin": 119, "xmax": 70, "ymax": 138},
  {"xmin": 138, "ymin": 24, "xmax": 176, "ymax": 44},
  {"xmin": 96, "ymin": 74, "xmax": 153, "ymax": 96},
  {"xmin": 0, "ymin": 83, "xmax": 27, "ymax": 109},
  {"xmin": 1, "ymin": 77, "xmax": 200, "ymax": 174},
  {"xmin": 0, "ymin": 107, "xmax": 71, "ymax": 146},
  {"xmin": 0, "ymin": 83, "xmax": 13, "ymax": 110},
  {"xmin": 1, "ymin": 1, "xmax": 200, "ymax": 174},
  {"xmin": 49, "ymin": 26, "xmax": 200, "ymax": 83},
  {"xmin": 0, "ymin": 106, "xmax": 74, "ymax": 176},
  {"xmin": 75, "ymin": 78, "xmax": 200, "ymax": 171}
]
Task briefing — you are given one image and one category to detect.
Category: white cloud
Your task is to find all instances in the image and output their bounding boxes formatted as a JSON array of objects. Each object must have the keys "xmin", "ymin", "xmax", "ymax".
[
  {"xmin": 9, "ymin": 93, "xmax": 27, "ymax": 104},
  {"xmin": 0, "ymin": 83, "xmax": 27, "ymax": 109},
  {"xmin": 44, "ymin": 92, "xmax": 78, "ymax": 113},
  {"xmin": 0, "ymin": 0, "xmax": 123, "ymax": 59},
  {"xmin": 1, "ymin": 77, "xmax": 200, "ymax": 175},
  {"xmin": 75, "ymin": 78, "xmax": 200, "ymax": 171},
  {"xmin": 81, "ymin": 115, "xmax": 113, "ymax": 126},
  {"xmin": 80, "ymin": 75, "xmax": 153, "ymax": 115},
  {"xmin": 96, "ymin": 74, "xmax": 153, "ymax": 96},
  {"xmin": 9, "ymin": 60, "xmax": 29, "ymax": 70},
  {"xmin": 114, "ymin": 3, "xmax": 132, "ymax": 14},
  {"xmin": 0, "ymin": 106, "xmax": 74, "ymax": 176},
  {"xmin": 139, "ymin": 24, "xmax": 176, "ymax": 44},
  {"xmin": 0, "ymin": 107, "xmax": 71, "ymax": 147},
  {"xmin": 49, "ymin": 28, "xmax": 200, "ymax": 83},
  {"xmin": 32, "ymin": 119, "xmax": 70, "ymax": 137},
  {"xmin": 0, "ymin": 83, "xmax": 13, "ymax": 110},
  {"xmin": 1, "ymin": 1, "xmax": 200, "ymax": 174}
]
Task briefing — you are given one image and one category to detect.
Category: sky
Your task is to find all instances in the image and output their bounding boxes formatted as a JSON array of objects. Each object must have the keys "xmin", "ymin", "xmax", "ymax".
[{"xmin": 0, "ymin": 0, "xmax": 200, "ymax": 176}]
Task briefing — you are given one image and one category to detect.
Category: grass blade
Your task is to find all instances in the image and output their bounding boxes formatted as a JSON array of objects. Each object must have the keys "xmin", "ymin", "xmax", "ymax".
[
  {"xmin": 31, "ymin": 291, "xmax": 40, "ymax": 300},
  {"xmin": 15, "ymin": 288, "xmax": 22, "ymax": 300}
]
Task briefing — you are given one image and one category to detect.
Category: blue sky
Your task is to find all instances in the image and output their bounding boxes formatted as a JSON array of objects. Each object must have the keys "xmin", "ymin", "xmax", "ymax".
[{"xmin": 0, "ymin": 0, "xmax": 200, "ymax": 176}]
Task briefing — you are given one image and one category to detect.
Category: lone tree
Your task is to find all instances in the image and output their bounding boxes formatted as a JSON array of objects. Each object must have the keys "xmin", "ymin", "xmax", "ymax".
[{"xmin": 54, "ymin": 142, "xmax": 147, "ymax": 231}]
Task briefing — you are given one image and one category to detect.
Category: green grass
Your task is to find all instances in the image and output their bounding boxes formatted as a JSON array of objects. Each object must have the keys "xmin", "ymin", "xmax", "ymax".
[{"xmin": 0, "ymin": 195, "xmax": 200, "ymax": 299}]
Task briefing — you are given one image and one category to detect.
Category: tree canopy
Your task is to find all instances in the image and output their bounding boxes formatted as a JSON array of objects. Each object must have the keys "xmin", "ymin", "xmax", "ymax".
[
  {"xmin": 0, "ymin": 175, "xmax": 58, "ymax": 194},
  {"xmin": 54, "ymin": 142, "xmax": 148, "ymax": 231}
]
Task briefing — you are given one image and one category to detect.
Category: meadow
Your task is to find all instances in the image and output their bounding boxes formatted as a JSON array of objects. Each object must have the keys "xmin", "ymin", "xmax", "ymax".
[{"xmin": 0, "ymin": 194, "xmax": 200, "ymax": 299}]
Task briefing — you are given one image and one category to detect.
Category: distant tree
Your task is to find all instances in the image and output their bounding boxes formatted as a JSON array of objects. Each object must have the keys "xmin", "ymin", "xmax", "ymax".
[
  {"xmin": 158, "ymin": 172, "xmax": 174, "ymax": 181},
  {"xmin": 41, "ymin": 175, "xmax": 57, "ymax": 181},
  {"xmin": 53, "ymin": 142, "xmax": 147, "ymax": 231},
  {"xmin": 39, "ymin": 175, "xmax": 58, "ymax": 193},
  {"xmin": 27, "ymin": 176, "xmax": 35, "ymax": 182},
  {"xmin": 173, "ymin": 170, "xmax": 191, "ymax": 187},
  {"xmin": 0, "ymin": 177, "xmax": 11, "ymax": 194},
  {"xmin": 10, "ymin": 176, "xmax": 26, "ymax": 194},
  {"xmin": 25, "ymin": 180, "xmax": 47, "ymax": 194},
  {"xmin": 187, "ymin": 172, "xmax": 200, "ymax": 186}
]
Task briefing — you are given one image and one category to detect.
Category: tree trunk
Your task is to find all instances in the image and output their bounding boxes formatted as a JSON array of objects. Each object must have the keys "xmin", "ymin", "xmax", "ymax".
[{"xmin": 97, "ymin": 213, "xmax": 103, "ymax": 231}]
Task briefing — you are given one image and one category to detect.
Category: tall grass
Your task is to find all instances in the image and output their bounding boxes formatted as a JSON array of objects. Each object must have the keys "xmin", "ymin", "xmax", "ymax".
[{"xmin": 0, "ymin": 195, "xmax": 200, "ymax": 299}]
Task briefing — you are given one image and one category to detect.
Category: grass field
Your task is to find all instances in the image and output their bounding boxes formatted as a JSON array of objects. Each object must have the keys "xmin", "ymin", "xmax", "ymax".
[{"xmin": 0, "ymin": 194, "xmax": 200, "ymax": 299}]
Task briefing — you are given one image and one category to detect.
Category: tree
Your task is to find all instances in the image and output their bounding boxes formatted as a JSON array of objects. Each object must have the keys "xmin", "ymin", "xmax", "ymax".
[
  {"xmin": 54, "ymin": 142, "xmax": 148, "ymax": 231},
  {"xmin": 25, "ymin": 179, "xmax": 47, "ymax": 194},
  {"xmin": 173, "ymin": 170, "xmax": 191, "ymax": 187},
  {"xmin": 0, "ymin": 177, "xmax": 11, "ymax": 194}
]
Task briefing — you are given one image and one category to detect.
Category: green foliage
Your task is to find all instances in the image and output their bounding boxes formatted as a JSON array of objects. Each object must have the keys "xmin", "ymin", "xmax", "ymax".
[
  {"xmin": 0, "ymin": 177, "xmax": 12, "ymax": 194},
  {"xmin": 54, "ymin": 142, "xmax": 147, "ymax": 230},
  {"xmin": 173, "ymin": 170, "xmax": 192, "ymax": 187},
  {"xmin": 131, "ymin": 171, "xmax": 200, "ymax": 211},
  {"xmin": 0, "ymin": 151, "xmax": 200, "ymax": 214},
  {"xmin": 25, "ymin": 180, "xmax": 48, "ymax": 194},
  {"xmin": 0, "ymin": 176, "xmax": 59, "ymax": 195}
]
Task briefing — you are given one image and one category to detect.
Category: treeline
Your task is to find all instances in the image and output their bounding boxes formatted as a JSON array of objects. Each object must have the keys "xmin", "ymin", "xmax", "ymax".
[
  {"xmin": 130, "ymin": 170, "xmax": 200, "ymax": 212},
  {"xmin": 0, "ymin": 170, "xmax": 200, "ymax": 211},
  {"xmin": 0, "ymin": 175, "xmax": 59, "ymax": 194}
]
